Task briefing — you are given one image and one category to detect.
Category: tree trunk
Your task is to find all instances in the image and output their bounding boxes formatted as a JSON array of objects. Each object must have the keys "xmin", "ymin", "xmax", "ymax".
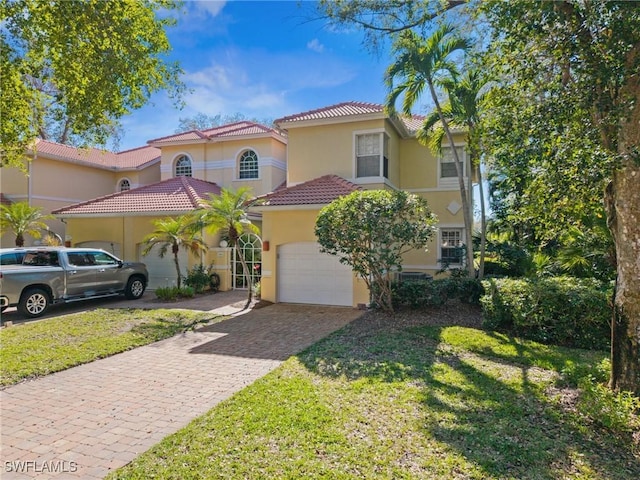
[
  {"xmin": 172, "ymin": 244, "xmax": 181, "ymax": 288},
  {"xmin": 606, "ymin": 167, "xmax": 640, "ymax": 395},
  {"xmin": 428, "ymin": 79, "xmax": 475, "ymax": 275},
  {"xmin": 606, "ymin": 67, "xmax": 640, "ymax": 394},
  {"xmin": 235, "ymin": 244, "xmax": 253, "ymax": 309},
  {"xmin": 477, "ymin": 162, "xmax": 487, "ymax": 280}
]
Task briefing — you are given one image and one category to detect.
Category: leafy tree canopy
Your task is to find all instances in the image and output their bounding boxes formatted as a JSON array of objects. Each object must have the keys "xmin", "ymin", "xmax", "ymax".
[
  {"xmin": 1, "ymin": 0, "xmax": 185, "ymax": 167},
  {"xmin": 175, "ymin": 112, "xmax": 274, "ymax": 133},
  {"xmin": 315, "ymin": 189, "xmax": 437, "ymax": 313}
]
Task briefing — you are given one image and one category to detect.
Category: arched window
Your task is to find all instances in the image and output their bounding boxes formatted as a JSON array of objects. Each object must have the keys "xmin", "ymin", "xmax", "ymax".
[
  {"xmin": 118, "ymin": 179, "xmax": 131, "ymax": 192},
  {"xmin": 175, "ymin": 155, "xmax": 192, "ymax": 177},
  {"xmin": 238, "ymin": 150, "xmax": 259, "ymax": 179}
]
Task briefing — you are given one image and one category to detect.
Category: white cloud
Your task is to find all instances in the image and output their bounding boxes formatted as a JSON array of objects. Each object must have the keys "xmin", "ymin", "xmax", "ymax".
[
  {"xmin": 190, "ymin": 0, "xmax": 226, "ymax": 18},
  {"xmin": 307, "ymin": 38, "xmax": 324, "ymax": 53}
]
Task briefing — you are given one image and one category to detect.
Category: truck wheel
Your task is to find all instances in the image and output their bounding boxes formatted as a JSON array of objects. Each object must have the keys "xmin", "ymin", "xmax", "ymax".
[
  {"xmin": 19, "ymin": 288, "xmax": 50, "ymax": 318},
  {"xmin": 125, "ymin": 276, "xmax": 146, "ymax": 299}
]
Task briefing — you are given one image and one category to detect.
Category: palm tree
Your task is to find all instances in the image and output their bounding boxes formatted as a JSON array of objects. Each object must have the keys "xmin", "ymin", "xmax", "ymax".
[
  {"xmin": 385, "ymin": 23, "xmax": 475, "ymax": 276},
  {"xmin": 0, "ymin": 201, "xmax": 54, "ymax": 246},
  {"xmin": 418, "ymin": 69, "xmax": 489, "ymax": 278},
  {"xmin": 141, "ymin": 216, "xmax": 207, "ymax": 288},
  {"xmin": 196, "ymin": 187, "xmax": 259, "ymax": 309}
]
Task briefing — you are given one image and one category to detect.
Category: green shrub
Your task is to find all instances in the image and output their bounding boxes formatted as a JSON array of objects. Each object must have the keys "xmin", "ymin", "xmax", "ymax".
[
  {"xmin": 480, "ymin": 277, "xmax": 612, "ymax": 350},
  {"xmin": 577, "ymin": 376, "xmax": 640, "ymax": 434},
  {"xmin": 154, "ymin": 286, "xmax": 195, "ymax": 301},
  {"xmin": 392, "ymin": 277, "xmax": 484, "ymax": 309},
  {"xmin": 184, "ymin": 264, "xmax": 211, "ymax": 293}
]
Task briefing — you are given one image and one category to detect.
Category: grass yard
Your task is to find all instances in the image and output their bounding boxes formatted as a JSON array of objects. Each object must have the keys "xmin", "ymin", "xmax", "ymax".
[
  {"xmin": 108, "ymin": 308, "xmax": 639, "ymax": 480},
  {"xmin": 0, "ymin": 308, "xmax": 222, "ymax": 387}
]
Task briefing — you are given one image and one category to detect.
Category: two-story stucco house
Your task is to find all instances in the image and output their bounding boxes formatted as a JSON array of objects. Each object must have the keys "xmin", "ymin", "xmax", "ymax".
[
  {"xmin": 255, "ymin": 102, "xmax": 471, "ymax": 307},
  {"xmin": 1, "ymin": 102, "xmax": 470, "ymax": 306}
]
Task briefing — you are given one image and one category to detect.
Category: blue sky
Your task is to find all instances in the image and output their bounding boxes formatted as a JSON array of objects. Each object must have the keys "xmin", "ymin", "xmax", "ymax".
[{"xmin": 118, "ymin": 0, "xmax": 394, "ymax": 151}]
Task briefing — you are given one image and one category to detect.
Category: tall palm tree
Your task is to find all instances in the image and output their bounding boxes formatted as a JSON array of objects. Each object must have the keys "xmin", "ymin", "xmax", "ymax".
[
  {"xmin": 141, "ymin": 216, "xmax": 207, "ymax": 288},
  {"xmin": 196, "ymin": 187, "xmax": 259, "ymax": 309},
  {"xmin": 418, "ymin": 69, "xmax": 489, "ymax": 278},
  {"xmin": 0, "ymin": 201, "xmax": 54, "ymax": 246},
  {"xmin": 385, "ymin": 23, "xmax": 475, "ymax": 275}
]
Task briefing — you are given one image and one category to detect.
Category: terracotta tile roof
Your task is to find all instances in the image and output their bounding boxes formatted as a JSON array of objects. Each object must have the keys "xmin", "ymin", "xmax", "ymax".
[
  {"xmin": 53, "ymin": 176, "xmax": 221, "ymax": 216},
  {"xmin": 0, "ymin": 193, "xmax": 13, "ymax": 205},
  {"xmin": 256, "ymin": 175, "xmax": 361, "ymax": 207},
  {"xmin": 149, "ymin": 121, "xmax": 285, "ymax": 145},
  {"xmin": 275, "ymin": 101, "xmax": 385, "ymax": 124},
  {"xmin": 274, "ymin": 101, "xmax": 426, "ymax": 136},
  {"xmin": 32, "ymin": 140, "xmax": 160, "ymax": 170}
]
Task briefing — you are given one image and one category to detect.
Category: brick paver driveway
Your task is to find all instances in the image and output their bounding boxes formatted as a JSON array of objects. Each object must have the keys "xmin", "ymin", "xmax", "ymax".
[{"xmin": 0, "ymin": 303, "xmax": 363, "ymax": 479}]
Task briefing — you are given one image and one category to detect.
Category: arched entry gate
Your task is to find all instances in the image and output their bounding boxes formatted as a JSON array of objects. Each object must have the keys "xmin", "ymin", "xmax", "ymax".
[{"xmin": 233, "ymin": 233, "xmax": 262, "ymax": 290}]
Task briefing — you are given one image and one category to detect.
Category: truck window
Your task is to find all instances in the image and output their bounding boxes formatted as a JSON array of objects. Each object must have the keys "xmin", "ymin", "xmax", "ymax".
[{"xmin": 23, "ymin": 251, "xmax": 59, "ymax": 266}]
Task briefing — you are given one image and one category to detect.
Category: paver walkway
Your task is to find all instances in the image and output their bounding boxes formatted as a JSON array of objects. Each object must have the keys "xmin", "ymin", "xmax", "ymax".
[{"xmin": 0, "ymin": 297, "xmax": 362, "ymax": 479}]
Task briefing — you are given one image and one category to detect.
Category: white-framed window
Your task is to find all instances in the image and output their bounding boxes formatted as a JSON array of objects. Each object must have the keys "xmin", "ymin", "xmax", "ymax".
[
  {"xmin": 356, "ymin": 133, "xmax": 389, "ymax": 178},
  {"xmin": 440, "ymin": 229, "xmax": 463, "ymax": 265},
  {"xmin": 175, "ymin": 155, "xmax": 192, "ymax": 177},
  {"xmin": 118, "ymin": 179, "xmax": 131, "ymax": 192},
  {"xmin": 441, "ymin": 146, "xmax": 465, "ymax": 178},
  {"xmin": 238, "ymin": 150, "xmax": 259, "ymax": 179}
]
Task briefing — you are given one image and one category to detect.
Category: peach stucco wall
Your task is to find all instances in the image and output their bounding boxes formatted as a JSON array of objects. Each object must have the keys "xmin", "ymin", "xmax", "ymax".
[{"xmin": 158, "ymin": 137, "xmax": 286, "ymax": 197}]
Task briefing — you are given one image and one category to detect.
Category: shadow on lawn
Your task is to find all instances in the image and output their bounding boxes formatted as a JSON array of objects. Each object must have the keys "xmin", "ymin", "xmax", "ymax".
[{"xmin": 298, "ymin": 312, "xmax": 639, "ymax": 479}]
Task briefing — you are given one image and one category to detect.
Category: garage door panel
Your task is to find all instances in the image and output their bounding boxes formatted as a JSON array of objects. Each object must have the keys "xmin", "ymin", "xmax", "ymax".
[
  {"xmin": 139, "ymin": 245, "xmax": 188, "ymax": 289},
  {"xmin": 277, "ymin": 242, "xmax": 353, "ymax": 306}
]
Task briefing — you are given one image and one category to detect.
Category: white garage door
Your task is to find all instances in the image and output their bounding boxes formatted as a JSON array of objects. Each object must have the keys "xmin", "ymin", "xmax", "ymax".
[
  {"xmin": 138, "ymin": 244, "xmax": 188, "ymax": 289},
  {"xmin": 277, "ymin": 242, "xmax": 353, "ymax": 306},
  {"xmin": 76, "ymin": 241, "xmax": 122, "ymax": 259}
]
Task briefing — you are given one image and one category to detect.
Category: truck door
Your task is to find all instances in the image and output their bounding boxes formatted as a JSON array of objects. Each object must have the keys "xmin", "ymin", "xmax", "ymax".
[
  {"xmin": 86, "ymin": 251, "xmax": 123, "ymax": 293},
  {"xmin": 65, "ymin": 252, "xmax": 98, "ymax": 296}
]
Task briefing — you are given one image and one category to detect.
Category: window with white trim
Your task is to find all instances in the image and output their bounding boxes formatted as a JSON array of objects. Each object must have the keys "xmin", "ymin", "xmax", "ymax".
[
  {"xmin": 356, "ymin": 133, "xmax": 389, "ymax": 178},
  {"xmin": 175, "ymin": 155, "xmax": 192, "ymax": 177},
  {"xmin": 118, "ymin": 179, "xmax": 130, "ymax": 192},
  {"xmin": 440, "ymin": 229, "xmax": 463, "ymax": 264},
  {"xmin": 441, "ymin": 146, "xmax": 465, "ymax": 178},
  {"xmin": 238, "ymin": 150, "xmax": 259, "ymax": 179}
]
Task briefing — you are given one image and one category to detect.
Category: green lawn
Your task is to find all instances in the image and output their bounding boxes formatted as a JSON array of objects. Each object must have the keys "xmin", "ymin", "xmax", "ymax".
[
  {"xmin": 108, "ymin": 310, "xmax": 638, "ymax": 480},
  {"xmin": 0, "ymin": 308, "xmax": 222, "ymax": 386}
]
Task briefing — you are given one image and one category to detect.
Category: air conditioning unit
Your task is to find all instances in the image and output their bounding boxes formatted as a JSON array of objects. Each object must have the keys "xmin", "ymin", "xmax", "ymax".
[{"xmin": 399, "ymin": 272, "xmax": 433, "ymax": 282}]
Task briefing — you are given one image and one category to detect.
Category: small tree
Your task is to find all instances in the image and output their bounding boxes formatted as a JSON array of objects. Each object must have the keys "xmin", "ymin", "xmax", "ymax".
[
  {"xmin": 315, "ymin": 190, "xmax": 438, "ymax": 313},
  {"xmin": 0, "ymin": 201, "xmax": 53, "ymax": 246},
  {"xmin": 196, "ymin": 187, "xmax": 259, "ymax": 309},
  {"xmin": 141, "ymin": 216, "xmax": 207, "ymax": 288}
]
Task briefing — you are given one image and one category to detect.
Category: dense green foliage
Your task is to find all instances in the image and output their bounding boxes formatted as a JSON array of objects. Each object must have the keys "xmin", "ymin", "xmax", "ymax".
[
  {"xmin": 315, "ymin": 190, "xmax": 437, "ymax": 313},
  {"xmin": 481, "ymin": 277, "xmax": 612, "ymax": 350},
  {"xmin": 183, "ymin": 264, "xmax": 213, "ymax": 293},
  {"xmin": 154, "ymin": 285, "xmax": 195, "ymax": 301},
  {"xmin": 391, "ymin": 277, "xmax": 484, "ymax": 309},
  {"xmin": 1, "ymin": 0, "xmax": 184, "ymax": 165}
]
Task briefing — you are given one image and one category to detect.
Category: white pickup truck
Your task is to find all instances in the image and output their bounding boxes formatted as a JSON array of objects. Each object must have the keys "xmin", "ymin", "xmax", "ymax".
[{"xmin": 0, "ymin": 247, "xmax": 148, "ymax": 318}]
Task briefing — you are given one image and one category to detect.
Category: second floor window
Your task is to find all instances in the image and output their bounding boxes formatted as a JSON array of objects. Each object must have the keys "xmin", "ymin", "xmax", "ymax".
[
  {"xmin": 356, "ymin": 133, "xmax": 389, "ymax": 178},
  {"xmin": 441, "ymin": 146, "xmax": 465, "ymax": 178},
  {"xmin": 175, "ymin": 155, "xmax": 192, "ymax": 177},
  {"xmin": 118, "ymin": 179, "xmax": 130, "ymax": 192},
  {"xmin": 238, "ymin": 150, "xmax": 259, "ymax": 179}
]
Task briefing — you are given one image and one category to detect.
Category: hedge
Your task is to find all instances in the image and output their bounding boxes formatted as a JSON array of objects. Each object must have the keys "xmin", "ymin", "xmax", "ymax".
[
  {"xmin": 391, "ymin": 277, "xmax": 484, "ymax": 309},
  {"xmin": 480, "ymin": 277, "xmax": 612, "ymax": 350}
]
